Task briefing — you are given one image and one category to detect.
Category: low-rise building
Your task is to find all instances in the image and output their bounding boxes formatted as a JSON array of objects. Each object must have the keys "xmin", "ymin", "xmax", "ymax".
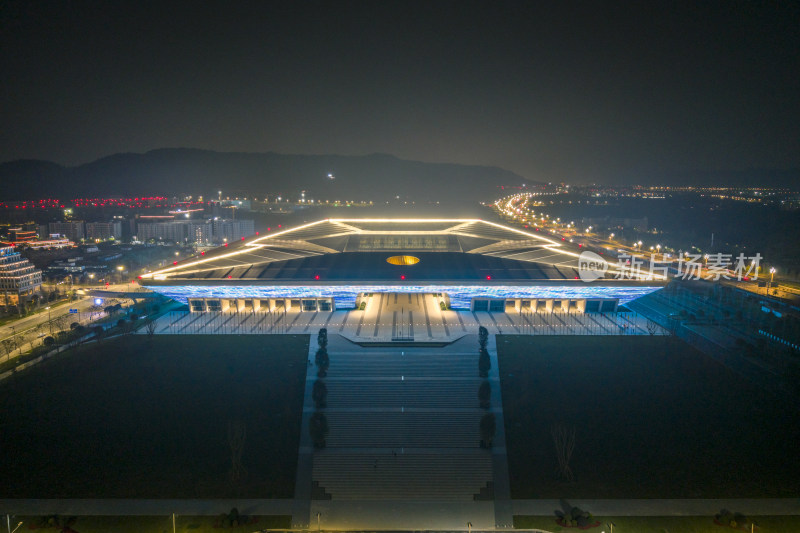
[
  {"xmin": 49, "ymin": 221, "xmax": 86, "ymax": 242},
  {"xmin": 0, "ymin": 246, "xmax": 43, "ymax": 307},
  {"xmin": 86, "ymin": 221, "xmax": 123, "ymax": 241}
]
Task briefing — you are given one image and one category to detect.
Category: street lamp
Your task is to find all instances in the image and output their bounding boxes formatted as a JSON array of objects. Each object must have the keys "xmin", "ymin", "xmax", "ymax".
[
  {"xmin": 46, "ymin": 306, "xmax": 52, "ymax": 335},
  {"xmin": 769, "ymin": 267, "xmax": 776, "ymax": 293}
]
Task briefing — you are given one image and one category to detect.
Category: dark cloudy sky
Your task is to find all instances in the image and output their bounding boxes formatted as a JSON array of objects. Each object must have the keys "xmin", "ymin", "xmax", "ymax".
[{"xmin": 1, "ymin": 1, "xmax": 798, "ymax": 183}]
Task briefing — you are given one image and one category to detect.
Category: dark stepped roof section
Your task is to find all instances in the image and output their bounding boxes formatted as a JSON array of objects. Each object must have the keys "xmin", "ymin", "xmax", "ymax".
[
  {"xmin": 306, "ymin": 235, "xmax": 352, "ymax": 251},
  {"xmin": 344, "ymin": 234, "xmax": 461, "ymax": 252},
  {"xmin": 346, "ymin": 221, "xmax": 459, "ymax": 232},
  {"xmin": 453, "ymin": 235, "xmax": 500, "ymax": 252},
  {"xmin": 174, "ymin": 251, "xmax": 560, "ymax": 281}
]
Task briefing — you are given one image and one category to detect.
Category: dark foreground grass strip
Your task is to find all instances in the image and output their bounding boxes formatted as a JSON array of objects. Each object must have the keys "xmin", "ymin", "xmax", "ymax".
[
  {"xmin": 18, "ymin": 514, "xmax": 292, "ymax": 533},
  {"xmin": 513, "ymin": 515, "xmax": 798, "ymax": 532}
]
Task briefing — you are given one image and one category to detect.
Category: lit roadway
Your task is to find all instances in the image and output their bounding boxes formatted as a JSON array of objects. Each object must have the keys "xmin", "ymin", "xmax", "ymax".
[
  {"xmin": 0, "ymin": 283, "xmax": 135, "ymax": 345},
  {"xmin": 493, "ymin": 192, "xmax": 799, "ymax": 303}
]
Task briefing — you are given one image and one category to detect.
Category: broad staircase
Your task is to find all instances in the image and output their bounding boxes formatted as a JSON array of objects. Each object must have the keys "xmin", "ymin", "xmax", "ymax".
[{"xmin": 310, "ymin": 343, "xmax": 494, "ymax": 501}]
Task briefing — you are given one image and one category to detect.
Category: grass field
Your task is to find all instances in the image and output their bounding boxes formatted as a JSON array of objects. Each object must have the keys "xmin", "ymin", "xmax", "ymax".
[
  {"xmin": 14, "ymin": 514, "xmax": 291, "ymax": 532},
  {"xmin": 513, "ymin": 514, "xmax": 798, "ymax": 532},
  {"xmin": 497, "ymin": 335, "xmax": 800, "ymax": 499},
  {"xmin": 0, "ymin": 334, "xmax": 309, "ymax": 498}
]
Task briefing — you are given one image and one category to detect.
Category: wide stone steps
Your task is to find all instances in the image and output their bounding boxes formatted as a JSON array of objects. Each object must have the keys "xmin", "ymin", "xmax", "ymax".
[
  {"xmin": 324, "ymin": 358, "xmax": 481, "ymax": 378},
  {"xmin": 312, "ymin": 452, "xmax": 493, "ymax": 500},
  {"xmin": 325, "ymin": 380, "xmax": 483, "ymax": 409},
  {"xmin": 324, "ymin": 411, "xmax": 486, "ymax": 448}
]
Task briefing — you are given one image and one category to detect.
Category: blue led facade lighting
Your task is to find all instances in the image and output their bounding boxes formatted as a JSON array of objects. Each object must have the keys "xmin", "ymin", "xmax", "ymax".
[{"xmin": 148, "ymin": 284, "xmax": 661, "ymax": 310}]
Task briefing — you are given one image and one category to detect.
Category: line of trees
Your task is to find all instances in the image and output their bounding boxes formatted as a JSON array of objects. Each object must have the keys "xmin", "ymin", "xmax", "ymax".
[
  {"xmin": 309, "ymin": 328, "xmax": 329, "ymax": 448},
  {"xmin": 477, "ymin": 326, "xmax": 496, "ymax": 448}
]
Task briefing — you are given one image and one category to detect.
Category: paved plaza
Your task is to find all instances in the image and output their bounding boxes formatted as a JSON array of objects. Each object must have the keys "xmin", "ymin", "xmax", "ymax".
[{"xmin": 152, "ymin": 292, "xmax": 666, "ymax": 340}]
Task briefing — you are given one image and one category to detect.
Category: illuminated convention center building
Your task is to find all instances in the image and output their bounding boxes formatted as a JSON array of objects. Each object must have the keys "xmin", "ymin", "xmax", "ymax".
[{"xmin": 138, "ymin": 219, "xmax": 664, "ymax": 313}]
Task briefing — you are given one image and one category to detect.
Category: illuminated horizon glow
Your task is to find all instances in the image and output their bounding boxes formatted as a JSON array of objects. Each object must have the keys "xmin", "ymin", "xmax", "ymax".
[{"xmin": 146, "ymin": 284, "xmax": 662, "ymax": 309}]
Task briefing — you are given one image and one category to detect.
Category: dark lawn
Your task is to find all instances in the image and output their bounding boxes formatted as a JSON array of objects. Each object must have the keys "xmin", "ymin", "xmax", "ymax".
[
  {"xmin": 497, "ymin": 335, "xmax": 800, "ymax": 499},
  {"xmin": 0, "ymin": 334, "xmax": 309, "ymax": 498}
]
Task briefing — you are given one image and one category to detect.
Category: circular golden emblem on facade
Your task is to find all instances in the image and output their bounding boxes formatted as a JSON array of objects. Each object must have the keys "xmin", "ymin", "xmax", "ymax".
[{"xmin": 386, "ymin": 255, "xmax": 420, "ymax": 266}]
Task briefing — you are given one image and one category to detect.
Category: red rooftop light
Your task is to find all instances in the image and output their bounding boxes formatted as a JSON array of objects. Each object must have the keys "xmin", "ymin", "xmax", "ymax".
[
  {"xmin": 224, "ymin": 243, "xmax": 228, "ymax": 247},
  {"xmin": 486, "ymin": 275, "xmax": 492, "ymax": 280},
  {"xmin": 400, "ymin": 275, "xmax": 405, "ymax": 280},
  {"xmin": 228, "ymin": 275, "xmax": 232, "ymax": 279},
  {"xmin": 173, "ymin": 261, "xmax": 177, "ymax": 265},
  {"xmin": 201, "ymin": 251, "xmax": 205, "ymax": 255},
  {"xmin": 315, "ymin": 275, "xmax": 320, "ymax": 280},
  {"xmin": 241, "ymin": 236, "xmax": 245, "ymax": 240}
]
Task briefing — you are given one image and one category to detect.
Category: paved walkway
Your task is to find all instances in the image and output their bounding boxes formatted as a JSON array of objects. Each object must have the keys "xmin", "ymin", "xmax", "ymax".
[
  {"xmin": 154, "ymin": 307, "xmax": 665, "ymax": 339},
  {"xmin": 2, "ymin": 497, "xmax": 796, "ymax": 519},
  {"xmin": 304, "ymin": 334, "xmax": 504, "ymax": 529}
]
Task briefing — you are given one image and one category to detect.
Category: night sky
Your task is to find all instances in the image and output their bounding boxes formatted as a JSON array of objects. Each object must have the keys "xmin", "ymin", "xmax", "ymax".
[{"xmin": 1, "ymin": 1, "xmax": 798, "ymax": 183}]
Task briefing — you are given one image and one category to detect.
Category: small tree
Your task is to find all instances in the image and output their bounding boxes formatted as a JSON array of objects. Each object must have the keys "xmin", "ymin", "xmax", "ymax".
[
  {"xmin": 478, "ymin": 380, "xmax": 491, "ymax": 409},
  {"xmin": 227, "ymin": 421, "xmax": 247, "ymax": 482},
  {"xmin": 552, "ymin": 424, "xmax": 576, "ymax": 482},
  {"xmin": 480, "ymin": 413, "xmax": 496, "ymax": 448},
  {"xmin": 53, "ymin": 314, "xmax": 69, "ymax": 333},
  {"xmin": 146, "ymin": 319, "xmax": 157, "ymax": 338},
  {"xmin": 312, "ymin": 379, "xmax": 328, "ymax": 408},
  {"xmin": 2, "ymin": 338, "xmax": 16, "ymax": 359},
  {"xmin": 478, "ymin": 326, "xmax": 488, "ymax": 349},
  {"xmin": 316, "ymin": 349, "xmax": 329, "ymax": 378},
  {"xmin": 317, "ymin": 328, "xmax": 328, "ymax": 349},
  {"xmin": 92, "ymin": 325, "xmax": 104, "ymax": 343},
  {"xmin": 478, "ymin": 348, "xmax": 491, "ymax": 378},
  {"xmin": 43, "ymin": 336, "xmax": 56, "ymax": 347},
  {"xmin": 309, "ymin": 412, "xmax": 329, "ymax": 448}
]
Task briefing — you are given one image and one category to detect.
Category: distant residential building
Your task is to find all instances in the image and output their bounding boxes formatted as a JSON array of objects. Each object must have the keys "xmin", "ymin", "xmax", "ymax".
[
  {"xmin": 136, "ymin": 220, "xmax": 213, "ymax": 244},
  {"xmin": 187, "ymin": 222, "xmax": 213, "ymax": 244},
  {"xmin": 49, "ymin": 221, "xmax": 86, "ymax": 242},
  {"xmin": 136, "ymin": 221, "xmax": 187, "ymax": 243},
  {"xmin": 135, "ymin": 218, "xmax": 254, "ymax": 244},
  {"xmin": 212, "ymin": 219, "xmax": 255, "ymax": 243},
  {"xmin": 86, "ymin": 220, "xmax": 123, "ymax": 241},
  {"xmin": 0, "ymin": 246, "xmax": 43, "ymax": 307}
]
